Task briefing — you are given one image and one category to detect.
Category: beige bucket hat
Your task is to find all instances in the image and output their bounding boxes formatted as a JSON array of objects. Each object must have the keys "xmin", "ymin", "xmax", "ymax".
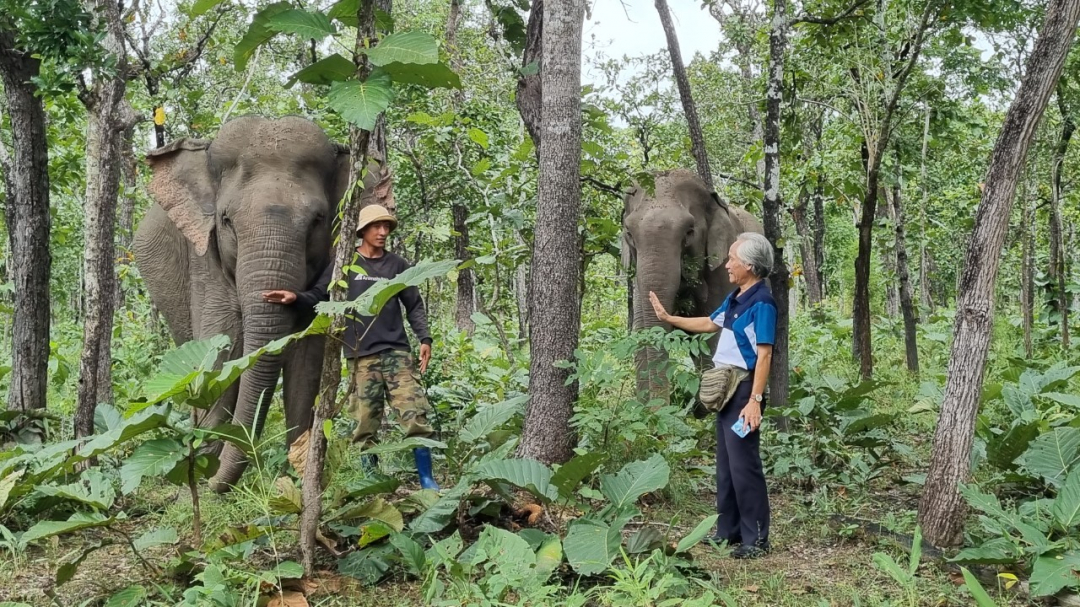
[{"xmin": 356, "ymin": 204, "xmax": 398, "ymax": 236}]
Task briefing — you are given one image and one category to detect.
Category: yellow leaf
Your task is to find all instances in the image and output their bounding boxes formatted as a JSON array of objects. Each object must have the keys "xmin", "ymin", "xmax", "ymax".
[
  {"xmin": 997, "ymin": 572, "xmax": 1018, "ymax": 590},
  {"xmin": 153, "ymin": 107, "xmax": 166, "ymax": 126}
]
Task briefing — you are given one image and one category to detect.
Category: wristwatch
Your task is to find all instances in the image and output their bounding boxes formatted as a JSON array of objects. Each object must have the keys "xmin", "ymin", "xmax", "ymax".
[{"xmin": 751, "ymin": 393, "xmax": 763, "ymax": 403}]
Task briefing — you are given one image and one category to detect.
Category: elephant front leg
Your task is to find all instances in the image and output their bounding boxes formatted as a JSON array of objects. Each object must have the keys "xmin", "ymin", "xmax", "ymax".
[{"xmin": 282, "ymin": 334, "xmax": 327, "ymax": 447}]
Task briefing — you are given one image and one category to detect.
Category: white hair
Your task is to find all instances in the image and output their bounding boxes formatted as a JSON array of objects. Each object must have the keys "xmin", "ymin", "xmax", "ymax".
[{"xmin": 734, "ymin": 232, "xmax": 774, "ymax": 279}]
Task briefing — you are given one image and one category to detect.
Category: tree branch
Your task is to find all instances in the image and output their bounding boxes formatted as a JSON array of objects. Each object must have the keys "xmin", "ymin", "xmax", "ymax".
[
  {"xmin": 716, "ymin": 172, "xmax": 762, "ymax": 191},
  {"xmin": 793, "ymin": 0, "xmax": 871, "ymax": 25},
  {"xmin": 581, "ymin": 176, "xmax": 625, "ymax": 198}
]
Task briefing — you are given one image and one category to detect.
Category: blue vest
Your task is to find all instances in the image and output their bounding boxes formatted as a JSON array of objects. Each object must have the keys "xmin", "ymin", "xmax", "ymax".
[{"xmin": 708, "ymin": 281, "xmax": 777, "ymax": 370}]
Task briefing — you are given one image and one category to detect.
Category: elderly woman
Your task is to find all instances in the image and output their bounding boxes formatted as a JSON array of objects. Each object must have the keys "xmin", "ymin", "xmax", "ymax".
[{"xmin": 649, "ymin": 232, "xmax": 776, "ymax": 559}]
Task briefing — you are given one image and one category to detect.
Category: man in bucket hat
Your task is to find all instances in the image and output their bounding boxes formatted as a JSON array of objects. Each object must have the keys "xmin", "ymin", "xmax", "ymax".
[{"xmin": 263, "ymin": 203, "xmax": 440, "ymax": 491}]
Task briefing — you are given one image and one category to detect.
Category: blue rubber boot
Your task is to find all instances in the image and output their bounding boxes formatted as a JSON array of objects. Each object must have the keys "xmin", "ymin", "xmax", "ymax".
[{"xmin": 413, "ymin": 447, "xmax": 440, "ymax": 491}]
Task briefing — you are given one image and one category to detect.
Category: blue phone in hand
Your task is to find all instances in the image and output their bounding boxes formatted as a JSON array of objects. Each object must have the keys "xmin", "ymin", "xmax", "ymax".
[{"xmin": 731, "ymin": 418, "xmax": 750, "ymax": 438}]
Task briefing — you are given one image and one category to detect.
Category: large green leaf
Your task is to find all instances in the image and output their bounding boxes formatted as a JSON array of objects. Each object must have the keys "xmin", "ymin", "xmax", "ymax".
[
  {"xmin": 390, "ymin": 533, "xmax": 426, "ymax": 576},
  {"xmin": 987, "ymin": 421, "xmax": 1041, "ymax": 471},
  {"xmin": 676, "ymin": 514, "xmax": 720, "ymax": 554},
  {"xmin": 104, "ymin": 585, "xmax": 147, "ymax": 607},
  {"xmin": 327, "ymin": 75, "xmax": 395, "ymax": 132},
  {"xmin": 1052, "ymin": 468, "xmax": 1080, "ymax": 530},
  {"xmin": 189, "ymin": 0, "xmax": 227, "ymax": 17},
  {"xmin": 328, "ymin": 0, "xmax": 359, "ymax": 26},
  {"xmin": 286, "ymin": 53, "xmax": 355, "ymax": 88},
  {"xmin": 234, "ymin": 2, "xmax": 291, "ymax": 71},
  {"xmin": 119, "ymin": 438, "xmax": 187, "ymax": 494},
  {"xmin": 142, "ymin": 334, "xmax": 230, "ymax": 404},
  {"xmin": 338, "ymin": 544, "xmax": 393, "ymax": 585},
  {"xmin": 951, "ymin": 538, "xmax": 1020, "ymax": 565},
  {"xmin": 563, "ymin": 519, "xmax": 623, "ymax": 576},
  {"xmin": 0, "ymin": 469, "xmax": 25, "ymax": 512},
  {"xmin": 460, "ymin": 395, "xmax": 526, "ymax": 444},
  {"xmin": 345, "ymin": 474, "xmax": 401, "ymax": 499},
  {"xmin": 362, "ymin": 30, "xmax": 438, "ymax": 67},
  {"xmin": 1020, "ymin": 427, "xmax": 1080, "ymax": 487},
  {"xmin": 267, "ymin": 9, "xmax": 336, "ymax": 40},
  {"xmin": 332, "ymin": 497, "xmax": 404, "ymax": 532},
  {"xmin": 410, "ymin": 477, "xmax": 470, "ymax": 534},
  {"xmin": 1030, "ymin": 551, "xmax": 1080, "ymax": 597},
  {"xmin": 133, "ymin": 527, "xmax": 179, "ymax": 552},
  {"xmin": 318, "ymin": 260, "xmax": 460, "ymax": 318},
  {"xmin": 21, "ymin": 511, "xmax": 117, "ymax": 545},
  {"xmin": 382, "ymin": 61, "xmax": 461, "ymax": 89},
  {"xmin": 626, "ymin": 527, "xmax": 664, "ymax": 554},
  {"xmin": 77, "ymin": 406, "xmax": 170, "ymax": 462},
  {"xmin": 550, "ymin": 451, "xmax": 605, "ymax": 501},
  {"xmin": 164, "ymin": 453, "xmax": 219, "ymax": 487},
  {"xmin": 600, "ymin": 453, "xmax": 670, "ymax": 509},
  {"xmin": 533, "ymin": 535, "xmax": 562, "ymax": 583},
  {"xmin": 1042, "ymin": 392, "xmax": 1080, "ymax": 410},
  {"xmin": 35, "ymin": 468, "xmax": 115, "ymax": 510},
  {"xmin": 474, "ymin": 458, "xmax": 557, "ymax": 503}
]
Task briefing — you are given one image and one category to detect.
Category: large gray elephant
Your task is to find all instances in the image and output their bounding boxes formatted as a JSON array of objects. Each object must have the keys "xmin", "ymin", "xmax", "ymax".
[
  {"xmin": 133, "ymin": 115, "xmax": 391, "ymax": 492},
  {"xmin": 622, "ymin": 168, "xmax": 764, "ymax": 401}
]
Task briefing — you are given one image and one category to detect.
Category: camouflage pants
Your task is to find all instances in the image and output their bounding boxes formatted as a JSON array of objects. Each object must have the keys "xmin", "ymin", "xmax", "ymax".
[{"xmin": 346, "ymin": 350, "xmax": 434, "ymax": 448}]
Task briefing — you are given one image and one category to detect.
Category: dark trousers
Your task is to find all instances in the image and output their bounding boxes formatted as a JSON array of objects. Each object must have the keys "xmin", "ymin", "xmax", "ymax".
[{"xmin": 714, "ymin": 379, "xmax": 770, "ymax": 547}]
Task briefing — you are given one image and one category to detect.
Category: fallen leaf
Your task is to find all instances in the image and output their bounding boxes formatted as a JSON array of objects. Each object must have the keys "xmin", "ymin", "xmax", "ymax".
[
  {"xmin": 282, "ymin": 577, "xmax": 319, "ymax": 596},
  {"xmin": 948, "ymin": 570, "xmax": 965, "ymax": 586},
  {"xmin": 744, "ymin": 585, "xmax": 760, "ymax": 593},
  {"xmin": 517, "ymin": 503, "xmax": 543, "ymax": 525},
  {"xmin": 288, "ymin": 430, "xmax": 310, "ymax": 476},
  {"xmin": 267, "ymin": 590, "xmax": 308, "ymax": 607}
]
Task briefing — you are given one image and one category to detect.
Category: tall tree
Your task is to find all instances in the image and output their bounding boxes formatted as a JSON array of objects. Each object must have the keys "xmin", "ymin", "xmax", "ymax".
[
  {"xmin": 889, "ymin": 162, "xmax": 918, "ymax": 374},
  {"xmin": 655, "ymin": 0, "xmax": 713, "ymax": 189},
  {"xmin": 517, "ymin": 0, "xmax": 585, "ymax": 464},
  {"xmin": 74, "ymin": 0, "xmax": 132, "ymax": 439},
  {"xmin": 0, "ymin": 13, "xmax": 55, "ymax": 414},
  {"xmin": 1020, "ymin": 174, "xmax": 1035, "ymax": 358},
  {"xmin": 446, "ymin": 0, "xmax": 476, "ymax": 335},
  {"xmin": 850, "ymin": 0, "xmax": 936, "ymax": 379},
  {"xmin": 1048, "ymin": 88, "xmax": 1074, "ymax": 347},
  {"xmin": 918, "ymin": 106, "xmax": 935, "ymax": 317},
  {"xmin": 918, "ymin": 0, "xmax": 1080, "ymax": 547}
]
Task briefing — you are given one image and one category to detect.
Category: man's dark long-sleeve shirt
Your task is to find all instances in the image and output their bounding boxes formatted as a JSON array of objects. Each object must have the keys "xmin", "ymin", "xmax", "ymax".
[{"xmin": 295, "ymin": 251, "xmax": 432, "ymax": 358}]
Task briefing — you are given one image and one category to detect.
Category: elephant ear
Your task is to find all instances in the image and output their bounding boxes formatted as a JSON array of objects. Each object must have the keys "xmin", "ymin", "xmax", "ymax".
[
  {"xmin": 146, "ymin": 138, "xmax": 216, "ymax": 256},
  {"xmin": 706, "ymin": 202, "xmax": 738, "ymax": 272}
]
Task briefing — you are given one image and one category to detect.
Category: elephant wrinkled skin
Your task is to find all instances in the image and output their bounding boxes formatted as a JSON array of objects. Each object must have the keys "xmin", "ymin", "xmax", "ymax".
[
  {"xmin": 133, "ymin": 115, "xmax": 390, "ymax": 492},
  {"xmin": 622, "ymin": 168, "xmax": 764, "ymax": 401}
]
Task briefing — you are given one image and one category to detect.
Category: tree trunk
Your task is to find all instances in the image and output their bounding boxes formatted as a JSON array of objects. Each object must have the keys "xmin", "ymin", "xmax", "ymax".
[
  {"xmin": 655, "ymin": 0, "xmax": 713, "ymax": 190},
  {"xmin": 517, "ymin": 0, "xmax": 543, "ymax": 149},
  {"xmin": 514, "ymin": 230, "xmax": 530, "ymax": 340},
  {"xmin": 880, "ymin": 191, "xmax": 900, "ymax": 318},
  {"xmin": 919, "ymin": 106, "xmax": 934, "ymax": 317},
  {"xmin": 301, "ymin": 0, "xmax": 379, "ymax": 576},
  {"xmin": 446, "ymin": 0, "xmax": 475, "ymax": 335},
  {"xmin": 1050, "ymin": 92, "xmax": 1073, "ymax": 347},
  {"xmin": 0, "ymin": 32, "xmax": 51, "ymax": 414},
  {"xmin": 889, "ymin": 174, "xmax": 919, "ymax": 374},
  {"xmin": 792, "ymin": 189, "xmax": 820, "ymax": 306},
  {"xmin": 763, "ymin": 0, "xmax": 790, "ymax": 410},
  {"xmin": 918, "ymin": 0, "xmax": 1080, "ymax": 548},
  {"xmin": 75, "ymin": 0, "xmax": 129, "ymax": 439},
  {"xmin": 813, "ymin": 181, "xmax": 826, "ymax": 299},
  {"xmin": 853, "ymin": 160, "xmax": 878, "ymax": 379},
  {"xmin": 1022, "ymin": 177, "xmax": 1035, "ymax": 358},
  {"xmin": 116, "ymin": 100, "xmax": 138, "ymax": 310},
  {"xmin": 517, "ymin": 0, "xmax": 585, "ymax": 465}
]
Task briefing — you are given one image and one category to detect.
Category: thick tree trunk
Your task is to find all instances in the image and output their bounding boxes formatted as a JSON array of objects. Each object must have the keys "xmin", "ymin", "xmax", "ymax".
[
  {"xmin": 763, "ymin": 0, "xmax": 790, "ymax": 410},
  {"xmin": 792, "ymin": 190, "xmax": 821, "ymax": 305},
  {"xmin": 918, "ymin": 0, "xmax": 1080, "ymax": 548},
  {"xmin": 889, "ymin": 177, "xmax": 919, "ymax": 374},
  {"xmin": 1049, "ymin": 94, "xmax": 1073, "ymax": 347},
  {"xmin": 0, "ymin": 32, "xmax": 51, "ymax": 414},
  {"xmin": 517, "ymin": 0, "xmax": 585, "ymax": 465},
  {"xmin": 655, "ymin": 0, "xmax": 713, "ymax": 190},
  {"xmin": 301, "ymin": 0, "xmax": 379, "ymax": 576},
  {"xmin": 852, "ymin": 154, "xmax": 878, "ymax": 378},
  {"xmin": 76, "ymin": 0, "xmax": 129, "ymax": 439}
]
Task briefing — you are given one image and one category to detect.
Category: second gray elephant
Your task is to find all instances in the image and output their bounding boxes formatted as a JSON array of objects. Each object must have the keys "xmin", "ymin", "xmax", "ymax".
[
  {"xmin": 622, "ymin": 168, "xmax": 764, "ymax": 400},
  {"xmin": 134, "ymin": 115, "xmax": 392, "ymax": 492}
]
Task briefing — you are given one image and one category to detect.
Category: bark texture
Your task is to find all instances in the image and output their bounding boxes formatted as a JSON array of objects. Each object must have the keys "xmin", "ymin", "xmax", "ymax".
[
  {"xmin": 1049, "ymin": 92, "xmax": 1074, "ymax": 347},
  {"xmin": 655, "ymin": 0, "xmax": 713, "ymax": 190},
  {"xmin": 301, "ymin": 0, "xmax": 379, "ymax": 575},
  {"xmin": 517, "ymin": 0, "xmax": 585, "ymax": 465},
  {"xmin": 919, "ymin": 106, "xmax": 934, "ymax": 317},
  {"xmin": 918, "ymin": 0, "xmax": 1080, "ymax": 547},
  {"xmin": 763, "ymin": 0, "xmax": 790, "ymax": 410},
  {"xmin": 446, "ymin": 0, "xmax": 475, "ymax": 335},
  {"xmin": 76, "ymin": 0, "xmax": 130, "ymax": 439},
  {"xmin": 517, "ymin": 0, "xmax": 543, "ymax": 149},
  {"xmin": 889, "ymin": 178, "xmax": 919, "ymax": 374},
  {"xmin": 1021, "ymin": 176, "xmax": 1035, "ymax": 358},
  {"xmin": 0, "ymin": 30, "xmax": 51, "ymax": 413}
]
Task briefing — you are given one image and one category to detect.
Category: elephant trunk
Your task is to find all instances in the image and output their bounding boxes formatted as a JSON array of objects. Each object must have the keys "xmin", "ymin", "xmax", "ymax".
[
  {"xmin": 210, "ymin": 228, "xmax": 307, "ymax": 493},
  {"xmin": 633, "ymin": 251, "xmax": 683, "ymax": 404}
]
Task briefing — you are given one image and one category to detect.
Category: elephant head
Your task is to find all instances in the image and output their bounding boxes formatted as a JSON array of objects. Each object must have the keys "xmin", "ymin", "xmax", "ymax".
[
  {"xmin": 621, "ymin": 168, "xmax": 763, "ymax": 400},
  {"xmin": 143, "ymin": 115, "xmax": 391, "ymax": 491}
]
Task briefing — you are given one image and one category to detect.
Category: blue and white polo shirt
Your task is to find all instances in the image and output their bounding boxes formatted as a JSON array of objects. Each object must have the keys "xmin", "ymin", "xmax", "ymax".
[{"xmin": 708, "ymin": 281, "xmax": 777, "ymax": 370}]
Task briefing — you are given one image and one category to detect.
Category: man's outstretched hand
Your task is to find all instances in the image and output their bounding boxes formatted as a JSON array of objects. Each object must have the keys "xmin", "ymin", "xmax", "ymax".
[{"xmin": 263, "ymin": 290, "xmax": 297, "ymax": 304}]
